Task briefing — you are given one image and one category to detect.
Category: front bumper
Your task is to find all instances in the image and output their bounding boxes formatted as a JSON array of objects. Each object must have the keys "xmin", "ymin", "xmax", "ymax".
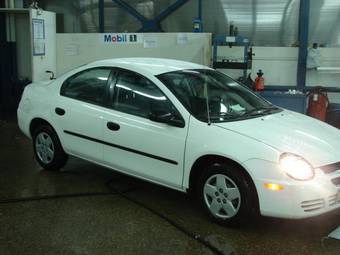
[{"xmin": 243, "ymin": 159, "xmax": 340, "ymax": 219}]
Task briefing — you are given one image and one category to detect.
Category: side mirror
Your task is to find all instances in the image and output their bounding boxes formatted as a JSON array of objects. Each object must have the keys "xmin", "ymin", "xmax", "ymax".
[{"xmin": 149, "ymin": 110, "xmax": 185, "ymax": 128}]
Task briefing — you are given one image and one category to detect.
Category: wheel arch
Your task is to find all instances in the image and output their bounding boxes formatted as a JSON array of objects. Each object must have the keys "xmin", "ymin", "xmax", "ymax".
[
  {"xmin": 30, "ymin": 118, "xmax": 56, "ymax": 137},
  {"xmin": 188, "ymin": 154, "xmax": 259, "ymax": 211}
]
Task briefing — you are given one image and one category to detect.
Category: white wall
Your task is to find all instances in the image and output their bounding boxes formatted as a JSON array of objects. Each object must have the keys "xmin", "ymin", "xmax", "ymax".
[
  {"xmin": 306, "ymin": 48, "xmax": 340, "ymax": 86},
  {"xmin": 55, "ymin": 33, "xmax": 211, "ymax": 76},
  {"xmin": 252, "ymin": 47, "xmax": 299, "ymax": 86},
  {"xmin": 30, "ymin": 9, "xmax": 56, "ymax": 82}
]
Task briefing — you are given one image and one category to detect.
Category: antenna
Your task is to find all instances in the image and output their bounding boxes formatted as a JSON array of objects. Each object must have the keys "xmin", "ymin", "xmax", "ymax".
[{"xmin": 203, "ymin": 71, "xmax": 211, "ymax": 125}]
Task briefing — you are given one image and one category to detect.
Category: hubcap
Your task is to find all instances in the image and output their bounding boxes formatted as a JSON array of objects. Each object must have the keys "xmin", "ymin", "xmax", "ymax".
[
  {"xmin": 35, "ymin": 132, "xmax": 54, "ymax": 164},
  {"xmin": 203, "ymin": 174, "xmax": 241, "ymax": 219}
]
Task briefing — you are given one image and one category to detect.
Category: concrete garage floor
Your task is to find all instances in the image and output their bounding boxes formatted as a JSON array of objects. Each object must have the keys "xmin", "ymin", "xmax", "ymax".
[{"xmin": 0, "ymin": 118, "xmax": 340, "ymax": 255}]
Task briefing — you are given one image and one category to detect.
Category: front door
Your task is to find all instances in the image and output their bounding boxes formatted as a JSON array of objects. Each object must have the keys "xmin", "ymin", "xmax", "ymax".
[{"xmin": 102, "ymin": 69, "xmax": 189, "ymax": 189}]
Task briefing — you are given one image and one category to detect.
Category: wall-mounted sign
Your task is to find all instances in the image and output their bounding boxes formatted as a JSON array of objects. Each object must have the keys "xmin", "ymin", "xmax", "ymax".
[
  {"xmin": 143, "ymin": 36, "xmax": 158, "ymax": 48},
  {"xmin": 225, "ymin": 36, "xmax": 236, "ymax": 43},
  {"xmin": 64, "ymin": 44, "xmax": 80, "ymax": 56},
  {"xmin": 177, "ymin": 33, "xmax": 188, "ymax": 45},
  {"xmin": 32, "ymin": 18, "xmax": 45, "ymax": 56},
  {"xmin": 102, "ymin": 33, "xmax": 143, "ymax": 44}
]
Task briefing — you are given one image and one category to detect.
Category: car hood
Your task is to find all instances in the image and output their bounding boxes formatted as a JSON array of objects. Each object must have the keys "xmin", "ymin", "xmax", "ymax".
[{"xmin": 214, "ymin": 110, "xmax": 340, "ymax": 167}]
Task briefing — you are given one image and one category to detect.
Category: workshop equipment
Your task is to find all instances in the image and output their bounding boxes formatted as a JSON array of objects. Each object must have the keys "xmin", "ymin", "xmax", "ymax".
[
  {"xmin": 254, "ymin": 69, "xmax": 264, "ymax": 91},
  {"xmin": 212, "ymin": 34, "xmax": 252, "ymax": 81},
  {"xmin": 306, "ymin": 87, "xmax": 329, "ymax": 121}
]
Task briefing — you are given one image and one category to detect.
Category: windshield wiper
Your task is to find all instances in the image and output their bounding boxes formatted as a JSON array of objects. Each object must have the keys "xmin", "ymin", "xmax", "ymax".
[
  {"xmin": 196, "ymin": 106, "xmax": 280, "ymax": 122},
  {"xmin": 209, "ymin": 114, "xmax": 237, "ymax": 120},
  {"xmin": 243, "ymin": 106, "xmax": 279, "ymax": 117}
]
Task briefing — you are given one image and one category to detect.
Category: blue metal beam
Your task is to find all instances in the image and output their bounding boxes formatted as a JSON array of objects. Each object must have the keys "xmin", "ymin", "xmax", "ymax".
[
  {"xmin": 112, "ymin": 0, "xmax": 147, "ymax": 23},
  {"xmin": 297, "ymin": 0, "xmax": 310, "ymax": 91},
  {"xmin": 137, "ymin": 21, "xmax": 161, "ymax": 33},
  {"xmin": 112, "ymin": 0, "xmax": 188, "ymax": 32},
  {"xmin": 198, "ymin": 0, "xmax": 202, "ymax": 20},
  {"xmin": 154, "ymin": 0, "xmax": 188, "ymax": 22},
  {"xmin": 98, "ymin": 0, "xmax": 104, "ymax": 33}
]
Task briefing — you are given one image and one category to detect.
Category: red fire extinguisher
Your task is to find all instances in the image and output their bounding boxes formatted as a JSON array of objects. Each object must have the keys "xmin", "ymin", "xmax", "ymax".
[
  {"xmin": 254, "ymin": 69, "xmax": 264, "ymax": 91},
  {"xmin": 306, "ymin": 86, "xmax": 329, "ymax": 121}
]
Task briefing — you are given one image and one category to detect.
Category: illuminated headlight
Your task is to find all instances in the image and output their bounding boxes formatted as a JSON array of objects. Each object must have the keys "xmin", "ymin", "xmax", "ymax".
[{"xmin": 279, "ymin": 153, "xmax": 314, "ymax": 181}]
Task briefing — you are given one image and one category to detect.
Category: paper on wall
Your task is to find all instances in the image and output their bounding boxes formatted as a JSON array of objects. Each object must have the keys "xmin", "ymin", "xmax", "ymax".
[
  {"xmin": 177, "ymin": 33, "xmax": 188, "ymax": 45},
  {"xmin": 32, "ymin": 18, "xmax": 45, "ymax": 56},
  {"xmin": 226, "ymin": 36, "xmax": 236, "ymax": 43},
  {"xmin": 33, "ymin": 40, "xmax": 45, "ymax": 56},
  {"xmin": 143, "ymin": 37, "xmax": 158, "ymax": 48},
  {"xmin": 64, "ymin": 44, "xmax": 80, "ymax": 56}
]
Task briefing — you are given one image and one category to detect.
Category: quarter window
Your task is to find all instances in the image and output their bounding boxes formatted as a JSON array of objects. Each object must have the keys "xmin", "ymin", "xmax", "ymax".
[
  {"xmin": 112, "ymin": 70, "xmax": 176, "ymax": 119},
  {"xmin": 61, "ymin": 68, "xmax": 111, "ymax": 105}
]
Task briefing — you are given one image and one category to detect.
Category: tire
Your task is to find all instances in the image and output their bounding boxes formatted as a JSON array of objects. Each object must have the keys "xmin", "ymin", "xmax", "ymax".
[
  {"xmin": 197, "ymin": 163, "xmax": 258, "ymax": 226},
  {"xmin": 32, "ymin": 125, "xmax": 68, "ymax": 171}
]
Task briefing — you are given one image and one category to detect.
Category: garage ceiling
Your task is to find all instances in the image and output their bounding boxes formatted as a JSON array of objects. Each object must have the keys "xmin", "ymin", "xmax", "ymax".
[{"xmin": 40, "ymin": 0, "xmax": 340, "ymax": 47}]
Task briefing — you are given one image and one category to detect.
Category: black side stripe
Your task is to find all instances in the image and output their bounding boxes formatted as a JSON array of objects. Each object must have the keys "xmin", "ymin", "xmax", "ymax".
[{"xmin": 64, "ymin": 130, "xmax": 178, "ymax": 165}]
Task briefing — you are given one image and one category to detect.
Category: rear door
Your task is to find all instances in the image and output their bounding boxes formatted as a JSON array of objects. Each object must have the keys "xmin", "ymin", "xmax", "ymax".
[
  {"xmin": 101, "ymin": 69, "xmax": 189, "ymax": 189},
  {"xmin": 52, "ymin": 67, "xmax": 112, "ymax": 162}
]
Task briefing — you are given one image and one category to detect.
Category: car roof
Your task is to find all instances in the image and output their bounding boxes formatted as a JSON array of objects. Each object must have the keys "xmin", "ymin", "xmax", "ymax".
[{"xmin": 90, "ymin": 58, "xmax": 212, "ymax": 75}]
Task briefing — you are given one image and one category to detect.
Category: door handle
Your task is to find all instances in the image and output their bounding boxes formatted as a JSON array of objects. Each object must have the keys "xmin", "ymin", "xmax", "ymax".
[
  {"xmin": 107, "ymin": 122, "xmax": 120, "ymax": 131},
  {"xmin": 55, "ymin": 107, "xmax": 65, "ymax": 116}
]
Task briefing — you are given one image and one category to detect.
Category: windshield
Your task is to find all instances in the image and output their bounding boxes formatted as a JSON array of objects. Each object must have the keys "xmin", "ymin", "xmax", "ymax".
[{"xmin": 157, "ymin": 69, "xmax": 281, "ymax": 123}]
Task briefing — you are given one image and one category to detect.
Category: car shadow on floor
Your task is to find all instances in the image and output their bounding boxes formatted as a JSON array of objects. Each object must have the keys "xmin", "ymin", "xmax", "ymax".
[{"xmin": 58, "ymin": 158, "xmax": 340, "ymax": 255}]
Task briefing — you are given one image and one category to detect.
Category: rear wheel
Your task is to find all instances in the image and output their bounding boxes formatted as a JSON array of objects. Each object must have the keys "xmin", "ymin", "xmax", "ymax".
[
  {"xmin": 33, "ymin": 125, "xmax": 68, "ymax": 171},
  {"xmin": 197, "ymin": 163, "xmax": 257, "ymax": 226}
]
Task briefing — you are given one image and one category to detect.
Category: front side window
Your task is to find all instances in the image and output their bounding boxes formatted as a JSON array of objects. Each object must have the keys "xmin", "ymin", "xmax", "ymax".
[
  {"xmin": 61, "ymin": 68, "xmax": 111, "ymax": 105},
  {"xmin": 157, "ymin": 69, "xmax": 281, "ymax": 122},
  {"xmin": 112, "ymin": 70, "xmax": 180, "ymax": 120}
]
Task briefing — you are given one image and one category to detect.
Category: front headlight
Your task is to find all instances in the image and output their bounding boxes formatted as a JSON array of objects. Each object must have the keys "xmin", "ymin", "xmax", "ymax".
[{"xmin": 279, "ymin": 153, "xmax": 315, "ymax": 181}]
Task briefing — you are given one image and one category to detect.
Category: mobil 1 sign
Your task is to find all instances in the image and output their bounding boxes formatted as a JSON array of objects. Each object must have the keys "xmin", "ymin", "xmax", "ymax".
[{"xmin": 102, "ymin": 33, "xmax": 143, "ymax": 44}]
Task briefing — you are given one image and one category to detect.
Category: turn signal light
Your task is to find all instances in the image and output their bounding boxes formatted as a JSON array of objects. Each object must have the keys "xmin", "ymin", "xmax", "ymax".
[{"xmin": 264, "ymin": 183, "xmax": 284, "ymax": 191}]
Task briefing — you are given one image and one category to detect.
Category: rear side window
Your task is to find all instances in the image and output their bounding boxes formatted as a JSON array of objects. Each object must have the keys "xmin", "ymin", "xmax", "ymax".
[{"xmin": 61, "ymin": 68, "xmax": 111, "ymax": 105}]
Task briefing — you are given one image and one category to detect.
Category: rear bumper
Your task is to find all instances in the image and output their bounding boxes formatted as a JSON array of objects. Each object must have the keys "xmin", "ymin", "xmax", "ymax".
[
  {"xmin": 17, "ymin": 104, "xmax": 31, "ymax": 139},
  {"xmin": 243, "ymin": 159, "xmax": 340, "ymax": 219}
]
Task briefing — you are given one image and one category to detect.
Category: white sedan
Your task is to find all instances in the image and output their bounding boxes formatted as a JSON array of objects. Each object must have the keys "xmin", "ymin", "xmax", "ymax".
[{"xmin": 18, "ymin": 58, "xmax": 340, "ymax": 226}]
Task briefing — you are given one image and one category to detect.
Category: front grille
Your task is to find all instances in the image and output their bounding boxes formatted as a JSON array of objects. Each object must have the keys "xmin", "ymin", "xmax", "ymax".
[
  {"xmin": 320, "ymin": 162, "xmax": 340, "ymax": 174},
  {"xmin": 329, "ymin": 194, "xmax": 338, "ymax": 206},
  {"xmin": 301, "ymin": 199, "xmax": 325, "ymax": 212}
]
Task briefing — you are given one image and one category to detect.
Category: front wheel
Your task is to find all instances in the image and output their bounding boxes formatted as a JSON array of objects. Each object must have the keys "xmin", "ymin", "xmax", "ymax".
[
  {"xmin": 33, "ymin": 125, "xmax": 68, "ymax": 171},
  {"xmin": 197, "ymin": 163, "xmax": 257, "ymax": 226}
]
